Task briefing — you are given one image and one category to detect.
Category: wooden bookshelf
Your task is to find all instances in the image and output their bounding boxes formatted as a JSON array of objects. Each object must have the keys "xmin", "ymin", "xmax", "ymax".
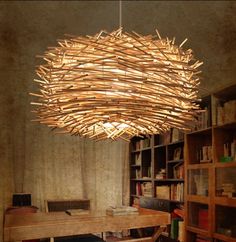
[
  {"xmin": 130, "ymin": 128, "xmax": 185, "ymax": 241},
  {"xmin": 185, "ymin": 83, "xmax": 236, "ymax": 242}
]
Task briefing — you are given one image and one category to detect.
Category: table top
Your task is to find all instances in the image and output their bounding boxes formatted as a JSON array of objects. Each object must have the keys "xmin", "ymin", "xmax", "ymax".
[{"xmin": 4, "ymin": 208, "xmax": 170, "ymax": 242}]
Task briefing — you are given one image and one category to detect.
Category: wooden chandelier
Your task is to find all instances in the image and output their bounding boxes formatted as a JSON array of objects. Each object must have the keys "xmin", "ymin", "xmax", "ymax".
[{"xmin": 31, "ymin": 28, "xmax": 202, "ymax": 141}]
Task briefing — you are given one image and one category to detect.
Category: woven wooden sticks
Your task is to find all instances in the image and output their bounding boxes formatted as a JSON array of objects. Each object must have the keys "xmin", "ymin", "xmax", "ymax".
[{"xmin": 30, "ymin": 28, "xmax": 203, "ymax": 141}]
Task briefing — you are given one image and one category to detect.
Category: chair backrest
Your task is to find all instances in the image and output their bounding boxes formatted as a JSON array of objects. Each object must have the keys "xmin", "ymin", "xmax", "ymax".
[
  {"xmin": 45, "ymin": 199, "xmax": 90, "ymax": 212},
  {"xmin": 45, "ymin": 199, "xmax": 91, "ymax": 242}
]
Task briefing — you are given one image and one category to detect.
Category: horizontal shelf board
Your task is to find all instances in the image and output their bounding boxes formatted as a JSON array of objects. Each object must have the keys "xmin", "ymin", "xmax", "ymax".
[
  {"xmin": 167, "ymin": 140, "xmax": 184, "ymax": 146},
  {"xmin": 131, "ymin": 149, "xmax": 141, "ymax": 153},
  {"xmin": 154, "ymin": 179, "xmax": 184, "ymax": 182},
  {"xmin": 186, "ymin": 225, "xmax": 210, "ymax": 237},
  {"xmin": 187, "ymin": 127, "xmax": 212, "ymax": 135},
  {"xmin": 131, "ymin": 147, "xmax": 152, "ymax": 153},
  {"xmin": 214, "ymin": 196, "xmax": 236, "ymax": 207},
  {"xmin": 186, "ymin": 195, "xmax": 210, "ymax": 204},
  {"xmin": 141, "ymin": 147, "xmax": 152, "ymax": 151},
  {"xmin": 187, "ymin": 163, "xmax": 212, "ymax": 169},
  {"xmin": 215, "ymin": 161, "xmax": 236, "ymax": 168},
  {"xmin": 167, "ymin": 159, "xmax": 184, "ymax": 164},
  {"xmin": 131, "ymin": 178, "xmax": 152, "ymax": 181},
  {"xmin": 213, "ymin": 232, "xmax": 236, "ymax": 242},
  {"xmin": 130, "ymin": 164, "xmax": 141, "ymax": 167},
  {"xmin": 154, "ymin": 144, "xmax": 166, "ymax": 148},
  {"xmin": 214, "ymin": 121, "xmax": 236, "ymax": 130}
]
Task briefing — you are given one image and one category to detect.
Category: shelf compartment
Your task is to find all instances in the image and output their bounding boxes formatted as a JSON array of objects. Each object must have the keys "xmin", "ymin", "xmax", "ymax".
[
  {"xmin": 131, "ymin": 152, "xmax": 141, "ymax": 166},
  {"xmin": 187, "ymin": 202, "xmax": 209, "ymax": 231},
  {"xmin": 155, "ymin": 182, "xmax": 184, "ymax": 202},
  {"xmin": 193, "ymin": 95, "xmax": 212, "ymax": 131},
  {"xmin": 154, "ymin": 132, "xmax": 170, "ymax": 146},
  {"xmin": 186, "ymin": 128, "xmax": 212, "ymax": 164},
  {"xmin": 167, "ymin": 160, "xmax": 184, "ymax": 180},
  {"xmin": 215, "ymin": 205, "xmax": 236, "ymax": 238},
  {"xmin": 215, "ymin": 166, "xmax": 236, "ymax": 199},
  {"xmin": 130, "ymin": 166, "xmax": 141, "ymax": 179},
  {"xmin": 213, "ymin": 124, "xmax": 236, "ymax": 163},
  {"xmin": 141, "ymin": 149, "xmax": 152, "ymax": 178},
  {"xmin": 187, "ymin": 168, "xmax": 209, "ymax": 197},
  {"xmin": 154, "ymin": 146, "xmax": 166, "ymax": 179},
  {"xmin": 167, "ymin": 141, "xmax": 184, "ymax": 161}
]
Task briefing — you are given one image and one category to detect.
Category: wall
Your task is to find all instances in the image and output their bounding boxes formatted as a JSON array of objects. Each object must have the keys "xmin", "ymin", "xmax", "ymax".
[{"xmin": 0, "ymin": 1, "xmax": 236, "ymax": 241}]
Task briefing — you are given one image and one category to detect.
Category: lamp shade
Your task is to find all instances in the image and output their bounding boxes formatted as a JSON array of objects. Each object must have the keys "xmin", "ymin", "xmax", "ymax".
[{"xmin": 31, "ymin": 28, "xmax": 202, "ymax": 141}]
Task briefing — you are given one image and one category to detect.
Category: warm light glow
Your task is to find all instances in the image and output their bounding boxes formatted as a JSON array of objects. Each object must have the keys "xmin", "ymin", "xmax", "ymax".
[{"xmin": 30, "ymin": 28, "xmax": 202, "ymax": 141}]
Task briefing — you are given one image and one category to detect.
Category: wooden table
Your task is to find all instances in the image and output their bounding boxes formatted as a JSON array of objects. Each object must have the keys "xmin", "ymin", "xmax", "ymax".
[{"xmin": 4, "ymin": 208, "xmax": 170, "ymax": 242}]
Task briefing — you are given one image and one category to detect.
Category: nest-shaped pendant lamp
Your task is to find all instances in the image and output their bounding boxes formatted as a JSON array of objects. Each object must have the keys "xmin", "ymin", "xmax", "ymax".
[{"xmin": 31, "ymin": 26, "xmax": 202, "ymax": 141}]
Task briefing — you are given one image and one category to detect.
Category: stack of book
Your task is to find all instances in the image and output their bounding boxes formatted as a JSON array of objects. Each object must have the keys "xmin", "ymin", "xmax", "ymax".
[
  {"xmin": 221, "ymin": 183, "xmax": 235, "ymax": 198},
  {"xmin": 142, "ymin": 182, "xmax": 152, "ymax": 197},
  {"xmin": 106, "ymin": 206, "xmax": 139, "ymax": 216},
  {"xmin": 155, "ymin": 169, "xmax": 166, "ymax": 179},
  {"xmin": 136, "ymin": 182, "xmax": 152, "ymax": 197}
]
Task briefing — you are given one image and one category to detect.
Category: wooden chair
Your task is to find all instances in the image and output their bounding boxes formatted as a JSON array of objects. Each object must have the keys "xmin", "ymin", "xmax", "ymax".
[{"xmin": 45, "ymin": 199, "xmax": 105, "ymax": 242}]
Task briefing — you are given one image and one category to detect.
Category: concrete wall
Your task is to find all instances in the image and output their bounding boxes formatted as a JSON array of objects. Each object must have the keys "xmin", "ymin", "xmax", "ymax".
[{"xmin": 1, "ymin": 1, "xmax": 236, "ymax": 241}]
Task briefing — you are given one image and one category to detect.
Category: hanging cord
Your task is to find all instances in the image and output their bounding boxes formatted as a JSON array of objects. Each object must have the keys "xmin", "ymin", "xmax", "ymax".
[{"xmin": 119, "ymin": 0, "xmax": 122, "ymax": 29}]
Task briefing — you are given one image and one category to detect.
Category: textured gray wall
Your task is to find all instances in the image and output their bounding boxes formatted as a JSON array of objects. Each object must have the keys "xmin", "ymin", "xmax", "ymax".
[{"xmin": 1, "ymin": 1, "xmax": 236, "ymax": 241}]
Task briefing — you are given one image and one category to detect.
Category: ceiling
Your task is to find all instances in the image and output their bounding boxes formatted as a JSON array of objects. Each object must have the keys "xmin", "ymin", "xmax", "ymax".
[{"xmin": 0, "ymin": 1, "xmax": 235, "ymax": 95}]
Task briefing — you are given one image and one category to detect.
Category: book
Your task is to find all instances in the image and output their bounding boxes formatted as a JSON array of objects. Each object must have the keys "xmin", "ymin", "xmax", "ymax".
[
  {"xmin": 156, "ymin": 186, "xmax": 170, "ymax": 200},
  {"xmin": 66, "ymin": 209, "xmax": 90, "ymax": 216},
  {"xmin": 173, "ymin": 162, "xmax": 184, "ymax": 179},
  {"xmin": 224, "ymin": 100, "xmax": 236, "ymax": 124},
  {"xmin": 106, "ymin": 206, "xmax": 139, "ymax": 216},
  {"xmin": 170, "ymin": 218, "xmax": 180, "ymax": 240},
  {"xmin": 141, "ymin": 182, "xmax": 152, "ymax": 197},
  {"xmin": 198, "ymin": 209, "xmax": 208, "ymax": 230},
  {"xmin": 135, "ymin": 153, "xmax": 141, "ymax": 165},
  {"xmin": 178, "ymin": 220, "xmax": 184, "ymax": 242}
]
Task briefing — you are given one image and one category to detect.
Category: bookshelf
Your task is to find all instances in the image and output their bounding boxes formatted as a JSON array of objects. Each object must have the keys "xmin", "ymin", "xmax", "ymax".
[
  {"xmin": 185, "ymin": 83, "xmax": 236, "ymax": 242},
  {"xmin": 130, "ymin": 128, "xmax": 185, "ymax": 241}
]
